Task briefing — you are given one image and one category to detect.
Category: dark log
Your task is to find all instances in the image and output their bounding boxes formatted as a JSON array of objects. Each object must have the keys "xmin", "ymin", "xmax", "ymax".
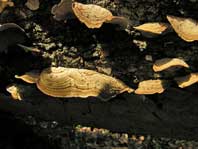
[{"xmin": 1, "ymin": 86, "xmax": 198, "ymax": 140}]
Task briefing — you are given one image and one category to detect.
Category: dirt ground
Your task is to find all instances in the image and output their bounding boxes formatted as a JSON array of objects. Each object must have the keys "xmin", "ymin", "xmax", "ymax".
[{"xmin": 1, "ymin": 0, "xmax": 198, "ymax": 148}]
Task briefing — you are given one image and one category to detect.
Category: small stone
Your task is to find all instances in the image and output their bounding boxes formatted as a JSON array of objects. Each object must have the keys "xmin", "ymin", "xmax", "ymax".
[
  {"xmin": 57, "ymin": 42, "xmax": 62, "ymax": 47},
  {"xmin": 133, "ymin": 39, "xmax": 147, "ymax": 50},
  {"xmin": 39, "ymin": 121, "xmax": 48, "ymax": 129},
  {"xmin": 92, "ymin": 50, "xmax": 100, "ymax": 57},
  {"xmin": 145, "ymin": 55, "xmax": 153, "ymax": 61},
  {"xmin": 45, "ymin": 43, "xmax": 56, "ymax": 50},
  {"xmin": 69, "ymin": 46, "xmax": 78, "ymax": 53}
]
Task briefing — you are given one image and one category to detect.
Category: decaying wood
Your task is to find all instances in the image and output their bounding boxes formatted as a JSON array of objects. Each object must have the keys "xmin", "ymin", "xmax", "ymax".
[{"xmin": 1, "ymin": 87, "xmax": 198, "ymax": 140}]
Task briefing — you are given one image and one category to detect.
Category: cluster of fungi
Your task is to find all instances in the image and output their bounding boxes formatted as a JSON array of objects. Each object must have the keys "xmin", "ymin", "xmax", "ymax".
[{"xmin": 1, "ymin": 0, "xmax": 198, "ymax": 101}]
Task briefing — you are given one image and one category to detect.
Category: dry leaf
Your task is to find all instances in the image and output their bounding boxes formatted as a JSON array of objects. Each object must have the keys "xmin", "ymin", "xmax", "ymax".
[
  {"xmin": 135, "ymin": 79, "xmax": 166, "ymax": 94},
  {"xmin": 153, "ymin": 58, "xmax": 189, "ymax": 72},
  {"xmin": 175, "ymin": 73, "xmax": 198, "ymax": 88},
  {"xmin": 0, "ymin": 0, "xmax": 14, "ymax": 13},
  {"xmin": 167, "ymin": 15, "xmax": 198, "ymax": 42},
  {"xmin": 72, "ymin": 2, "xmax": 113, "ymax": 28},
  {"xmin": 133, "ymin": 23, "xmax": 169, "ymax": 34},
  {"xmin": 51, "ymin": 0, "xmax": 73, "ymax": 21},
  {"xmin": 25, "ymin": 0, "xmax": 39, "ymax": 10}
]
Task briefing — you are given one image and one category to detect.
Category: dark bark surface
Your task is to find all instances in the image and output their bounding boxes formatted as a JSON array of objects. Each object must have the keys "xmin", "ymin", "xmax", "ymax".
[
  {"xmin": 1, "ymin": 0, "xmax": 198, "ymax": 147},
  {"xmin": 0, "ymin": 86, "xmax": 198, "ymax": 140}
]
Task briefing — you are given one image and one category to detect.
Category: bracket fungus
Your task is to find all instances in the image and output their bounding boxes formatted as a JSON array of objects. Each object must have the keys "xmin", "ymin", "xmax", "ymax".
[
  {"xmin": 0, "ymin": 0, "xmax": 14, "ymax": 13},
  {"xmin": 72, "ymin": 2, "xmax": 129, "ymax": 29},
  {"xmin": 51, "ymin": 0, "xmax": 74, "ymax": 21},
  {"xmin": 167, "ymin": 15, "xmax": 198, "ymax": 42},
  {"xmin": 133, "ymin": 23, "xmax": 169, "ymax": 34},
  {"xmin": 25, "ymin": 0, "xmax": 40, "ymax": 11},
  {"xmin": 15, "ymin": 71, "xmax": 40, "ymax": 84},
  {"xmin": 0, "ymin": 23, "xmax": 28, "ymax": 53},
  {"xmin": 175, "ymin": 73, "xmax": 198, "ymax": 88},
  {"xmin": 153, "ymin": 58, "xmax": 189, "ymax": 72},
  {"xmin": 72, "ymin": 2, "xmax": 113, "ymax": 28},
  {"xmin": 15, "ymin": 67, "xmax": 134, "ymax": 101},
  {"xmin": 6, "ymin": 84, "xmax": 38, "ymax": 100},
  {"xmin": 135, "ymin": 79, "xmax": 167, "ymax": 95},
  {"xmin": 6, "ymin": 84, "xmax": 23, "ymax": 100}
]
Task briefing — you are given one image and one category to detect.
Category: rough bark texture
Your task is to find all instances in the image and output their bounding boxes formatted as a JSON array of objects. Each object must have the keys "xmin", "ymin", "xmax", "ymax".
[{"xmin": 1, "ymin": 86, "xmax": 198, "ymax": 140}]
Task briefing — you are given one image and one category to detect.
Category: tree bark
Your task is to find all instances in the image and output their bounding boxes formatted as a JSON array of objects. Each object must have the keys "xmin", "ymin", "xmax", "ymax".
[{"xmin": 1, "ymin": 86, "xmax": 198, "ymax": 140}]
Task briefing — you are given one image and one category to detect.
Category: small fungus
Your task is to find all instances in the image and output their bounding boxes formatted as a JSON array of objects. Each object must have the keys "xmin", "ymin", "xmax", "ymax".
[
  {"xmin": 153, "ymin": 58, "xmax": 189, "ymax": 72},
  {"xmin": 6, "ymin": 84, "xmax": 23, "ymax": 100},
  {"xmin": 135, "ymin": 79, "xmax": 166, "ymax": 95},
  {"xmin": 133, "ymin": 23, "xmax": 169, "ymax": 34},
  {"xmin": 175, "ymin": 73, "xmax": 198, "ymax": 88},
  {"xmin": 72, "ymin": 2, "xmax": 113, "ymax": 28},
  {"xmin": 167, "ymin": 15, "xmax": 198, "ymax": 42},
  {"xmin": 15, "ymin": 71, "xmax": 40, "ymax": 84}
]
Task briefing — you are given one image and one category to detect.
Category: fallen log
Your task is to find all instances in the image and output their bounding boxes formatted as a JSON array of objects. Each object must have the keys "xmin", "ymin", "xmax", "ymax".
[{"xmin": 0, "ymin": 87, "xmax": 198, "ymax": 140}]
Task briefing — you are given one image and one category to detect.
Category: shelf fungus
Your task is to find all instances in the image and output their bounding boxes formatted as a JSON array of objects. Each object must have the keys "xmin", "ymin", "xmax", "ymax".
[
  {"xmin": 15, "ymin": 71, "xmax": 40, "ymax": 84},
  {"xmin": 25, "ymin": 0, "xmax": 40, "ymax": 11},
  {"xmin": 135, "ymin": 79, "xmax": 167, "ymax": 95},
  {"xmin": 0, "ymin": 23, "xmax": 28, "ymax": 53},
  {"xmin": 167, "ymin": 15, "xmax": 198, "ymax": 42},
  {"xmin": 72, "ymin": 2, "xmax": 129, "ymax": 29},
  {"xmin": 51, "ymin": 0, "xmax": 74, "ymax": 21},
  {"xmin": 6, "ymin": 84, "xmax": 38, "ymax": 100},
  {"xmin": 6, "ymin": 84, "xmax": 24, "ymax": 100},
  {"xmin": 133, "ymin": 23, "xmax": 169, "ymax": 34},
  {"xmin": 15, "ymin": 67, "xmax": 134, "ymax": 101},
  {"xmin": 0, "ymin": 0, "xmax": 14, "ymax": 13},
  {"xmin": 175, "ymin": 73, "xmax": 198, "ymax": 88},
  {"xmin": 153, "ymin": 58, "xmax": 189, "ymax": 72}
]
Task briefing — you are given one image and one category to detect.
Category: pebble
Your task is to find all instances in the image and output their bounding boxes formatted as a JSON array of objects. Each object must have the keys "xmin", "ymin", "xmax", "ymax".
[{"xmin": 145, "ymin": 55, "xmax": 153, "ymax": 61}]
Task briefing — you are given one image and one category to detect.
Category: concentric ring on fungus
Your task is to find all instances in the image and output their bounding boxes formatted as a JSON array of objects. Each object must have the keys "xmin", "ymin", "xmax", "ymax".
[
  {"xmin": 135, "ymin": 79, "xmax": 167, "ymax": 95},
  {"xmin": 72, "ymin": 2, "xmax": 113, "ymax": 28},
  {"xmin": 16, "ymin": 67, "xmax": 134, "ymax": 101}
]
